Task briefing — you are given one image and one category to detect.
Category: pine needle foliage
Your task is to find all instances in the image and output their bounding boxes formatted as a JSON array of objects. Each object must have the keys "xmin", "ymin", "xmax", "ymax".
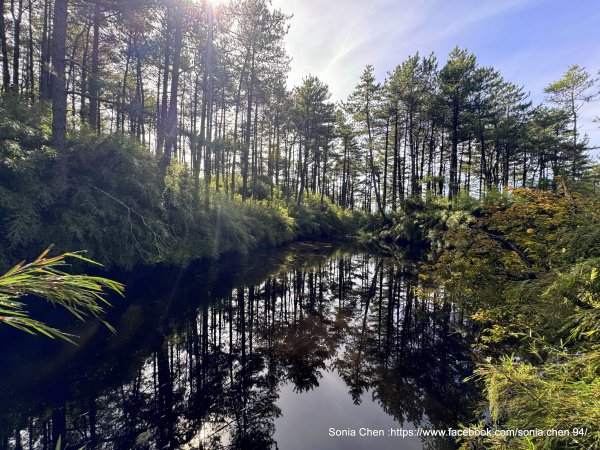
[
  {"xmin": 417, "ymin": 172, "xmax": 600, "ymax": 449},
  {"xmin": 0, "ymin": 247, "xmax": 124, "ymax": 342}
]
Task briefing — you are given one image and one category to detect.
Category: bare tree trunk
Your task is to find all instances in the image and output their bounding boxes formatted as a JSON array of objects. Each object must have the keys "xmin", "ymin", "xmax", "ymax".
[
  {"xmin": 0, "ymin": 0, "xmax": 10, "ymax": 88},
  {"xmin": 231, "ymin": 52, "xmax": 248, "ymax": 198},
  {"xmin": 39, "ymin": 0, "xmax": 51, "ymax": 99},
  {"xmin": 117, "ymin": 39, "xmax": 131, "ymax": 133},
  {"xmin": 242, "ymin": 46, "xmax": 255, "ymax": 201},
  {"xmin": 449, "ymin": 105, "xmax": 459, "ymax": 200},
  {"xmin": 27, "ymin": 0, "xmax": 34, "ymax": 100},
  {"xmin": 157, "ymin": 10, "xmax": 172, "ymax": 157},
  {"xmin": 51, "ymin": 403, "xmax": 67, "ymax": 450},
  {"xmin": 204, "ymin": 7, "xmax": 215, "ymax": 191},
  {"xmin": 80, "ymin": 23, "xmax": 91, "ymax": 122},
  {"xmin": 51, "ymin": 0, "xmax": 68, "ymax": 153},
  {"xmin": 365, "ymin": 95, "xmax": 387, "ymax": 221},
  {"xmin": 382, "ymin": 115, "xmax": 389, "ymax": 207},
  {"xmin": 163, "ymin": 6, "xmax": 183, "ymax": 170},
  {"xmin": 392, "ymin": 111, "xmax": 399, "ymax": 209},
  {"xmin": 191, "ymin": 70, "xmax": 200, "ymax": 200},
  {"xmin": 11, "ymin": 0, "xmax": 23, "ymax": 90},
  {"xmin": 88, "ymin": 2, "xmax": 101, "ymax": 131}
]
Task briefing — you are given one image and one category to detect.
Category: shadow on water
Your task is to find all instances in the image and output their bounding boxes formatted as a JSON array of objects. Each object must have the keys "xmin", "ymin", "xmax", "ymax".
[{"xmin": 0, "ymin": 242, "xmax": 478, "ymax": 450}]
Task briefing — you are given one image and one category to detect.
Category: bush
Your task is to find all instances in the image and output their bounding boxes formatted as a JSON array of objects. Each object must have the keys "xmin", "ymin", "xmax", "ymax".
[
  {"xmin": 425, "ymin": 185, "xmax": 600, "ymax": 449},
  {"xmin": 374, "ymin": 193, "xmax": 479, "ymax": 249},
  {"xmin": 289, "ymin": 193, "xmax": 366, "ymax": 238}
]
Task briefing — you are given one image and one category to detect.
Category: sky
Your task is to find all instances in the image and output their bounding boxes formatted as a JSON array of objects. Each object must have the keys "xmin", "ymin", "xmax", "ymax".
[{"xmin": 269, "ymin": 0, "xmax": 600, "ymax": 149}]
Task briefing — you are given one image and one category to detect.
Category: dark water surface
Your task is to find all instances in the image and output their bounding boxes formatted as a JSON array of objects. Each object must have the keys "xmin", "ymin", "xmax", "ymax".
[{"xmin": 0, "ymin": 243, "xmax": 477, "ymax": 449}]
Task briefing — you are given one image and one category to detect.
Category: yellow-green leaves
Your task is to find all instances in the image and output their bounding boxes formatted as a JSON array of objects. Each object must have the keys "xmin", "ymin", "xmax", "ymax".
[
  {"xmin": 0, "ymin": 247, "xmax": 124, "ymax": 343},
  {"xmin": 428, "ymin": 186, "xmax": 600, "ymax": 449}
]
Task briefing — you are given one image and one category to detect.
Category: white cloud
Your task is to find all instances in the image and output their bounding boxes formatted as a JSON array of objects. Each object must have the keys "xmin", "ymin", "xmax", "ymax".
[
  {"xmin": 272, "ymin": 0, "xmax": 534, "ymax": 98},
  {"xmin": 270, "ymin": 0, "xmax": 600, "ymax": 148}
]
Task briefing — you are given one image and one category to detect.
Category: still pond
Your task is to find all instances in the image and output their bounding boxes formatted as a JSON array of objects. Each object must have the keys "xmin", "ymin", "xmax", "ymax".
[{"xmin": 0, "ymin": 243, "xmax": 478, "ymax": 449}]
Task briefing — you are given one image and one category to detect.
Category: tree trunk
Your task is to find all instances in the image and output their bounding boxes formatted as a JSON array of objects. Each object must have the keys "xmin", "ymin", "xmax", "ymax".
[
  {"xmin": 162, "ymin": 6, "xmax": 183, "ymax": 170},
  {"xmin": 26, "ymin": 0, "xmax": 34, "ymax": 100},
  {"xmin": 11, "ymin": 0, "xmax": 23, "ymax": 90},
  {"xmin": 204, "ymin": 8, "xmax": 215, "ymax": 191},
  {"xmin": 572, "ymin": 95, "xmax": 578, "ymax": 178},
  {"xmin": 242, "ymin": 46, "xmax": 255, "ymax": 201},
  {"xmin": 80, "ymin": 23, "xmax": 91, "ymax": 122},
  {"xmin": 51, "ymin": 403, "xmax": 67, "ymax": 450},
  {"xmin": 449, "ymin": 104, "xmax": 459, "ymax": 200},
  {"xmin": 88, "ymin": 2, "xmax": 101, "ymax": 131},
  {"xmin": 157, "ymin": 10, "xmax": 172, "ymax": 158},
  {"xmin": 39, "ymin": 0, "xmax": 51, "ymax": 99},
  {"xmin": 51, "ymin": 0, "xmax": 69, "ymax": 153},
  {"xmin": 382, "ymin": 115, "xmax": 389, "ymax": 207},
  {"xmin": 0, "ymin": 0, "xmax": 10, "ymax": 89},
  {"xmin": 365, "ymin": 94, "xmax": 387, "ymax": 221},
  {"xmin": 392, "ymin": 111, "xmax": 399, "ymax": 210}
]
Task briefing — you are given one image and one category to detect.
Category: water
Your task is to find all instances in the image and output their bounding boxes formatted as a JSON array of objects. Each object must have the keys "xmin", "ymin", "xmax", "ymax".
[{"xmin": 0, "ymin": 243, "xmax": 477, "ymax": 449}]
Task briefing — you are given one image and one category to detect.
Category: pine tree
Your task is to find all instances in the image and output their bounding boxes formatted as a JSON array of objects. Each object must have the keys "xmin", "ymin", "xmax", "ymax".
[
  {"xmin": 439, "ymin": 47, "xmax": 476, "ymax": 199},
  {"xmin": 545, "ymin": 65, "xmax": 598, "ymax": 178}
]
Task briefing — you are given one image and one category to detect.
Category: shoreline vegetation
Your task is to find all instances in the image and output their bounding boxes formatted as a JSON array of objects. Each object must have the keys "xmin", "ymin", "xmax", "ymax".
[
  {"xmin": 0, "ymin": 93, "xmax": 367, "ymax": 271},
  {"xmin": 1, "ymin": 0, "xmax": 599, "ymax": 448},
  {"xmin": 385, "ymin": 182, "xmax": 600, "ymax": 449}
]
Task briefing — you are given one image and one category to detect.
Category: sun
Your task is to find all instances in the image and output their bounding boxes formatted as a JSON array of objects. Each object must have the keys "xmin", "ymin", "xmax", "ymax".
[{"xmin": 190, "ymin": 0, "xmax": 227, "ymax": 8}]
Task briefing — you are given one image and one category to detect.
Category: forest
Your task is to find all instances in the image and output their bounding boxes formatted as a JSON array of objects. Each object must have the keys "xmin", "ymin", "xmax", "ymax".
[{"xmin": 0, "ymin": 0, "xmax": 599, "ymax": 449}]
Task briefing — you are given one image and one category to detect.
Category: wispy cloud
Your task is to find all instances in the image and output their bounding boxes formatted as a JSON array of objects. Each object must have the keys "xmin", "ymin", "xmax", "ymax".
[
  {"xmin": 273, "ymin": 0, "xmax": 533, "ymax": 95},
  {"xmin": 271, "ymin": 0, "xmax": 600, "ymax": 146}
]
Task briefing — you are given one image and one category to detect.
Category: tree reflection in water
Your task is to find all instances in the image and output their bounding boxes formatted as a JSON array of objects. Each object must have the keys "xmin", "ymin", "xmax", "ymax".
[{"xmin": 0, "ymin": 243, "xmax": 477, "ymax": 450}]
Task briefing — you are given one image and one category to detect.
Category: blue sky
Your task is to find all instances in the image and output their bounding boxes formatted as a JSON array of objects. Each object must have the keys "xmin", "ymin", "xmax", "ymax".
[{"xmin": 270, "ymin": 0, "xmax": 600, "ymax": 148}]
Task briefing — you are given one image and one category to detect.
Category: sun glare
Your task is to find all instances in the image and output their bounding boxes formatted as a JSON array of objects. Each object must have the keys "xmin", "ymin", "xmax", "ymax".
[{"xmin": 191, "ymin": 0, "xmax": 226, "ymax": 8}]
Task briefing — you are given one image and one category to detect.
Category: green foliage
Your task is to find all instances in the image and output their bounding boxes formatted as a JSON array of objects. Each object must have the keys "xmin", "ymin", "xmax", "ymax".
[
  {"xmin": 545, "ymin": 65, "xmax": 598, "ymax": 107},
  {"xmin": 0, "ymin": 130, "xmax": 171, "ymax": 269},
  {"xmin": 0, "ymin": 248, "xmax": 124, "ymax": 342},
  {"xmin": 289, "ymin": 193, "xmax": 366, "ymax": 238},
  {"xmin": 374, "ymin": 191, "xmax": 479, "ymax": 249},
  {"xmin": 425, "ymin": 183, "xmax": 600, "ymax": 449},
  {"xmin": 460, "ymin": 347, "xmax": 599, "ymax": 450},
  {"xmin": 0, "ymin": 105, "xmax": 362, "ymax": 270},
  {"xmin": 156, "ymin": 168, "xmax": 357, "ymax": 265},
  {"xmin": 0, "ymin": 93, "xmax": 52, "ymax": 157}
]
